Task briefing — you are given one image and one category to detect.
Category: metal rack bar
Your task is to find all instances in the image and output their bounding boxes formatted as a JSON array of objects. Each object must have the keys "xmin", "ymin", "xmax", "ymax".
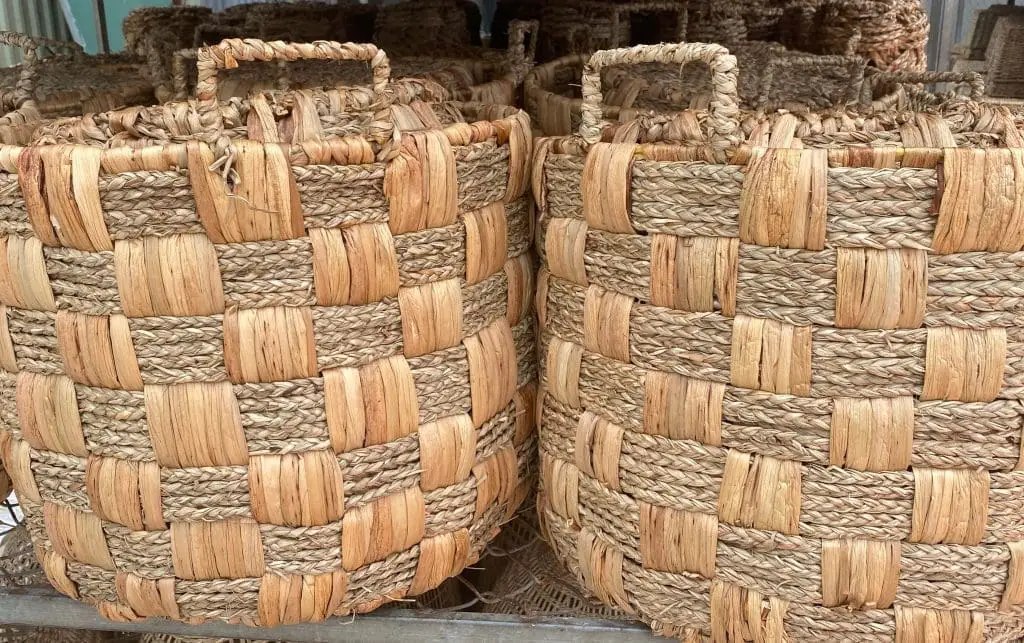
[{"xmin": 0, "ymin": 585, "xmax": 660, "ymax": 642}]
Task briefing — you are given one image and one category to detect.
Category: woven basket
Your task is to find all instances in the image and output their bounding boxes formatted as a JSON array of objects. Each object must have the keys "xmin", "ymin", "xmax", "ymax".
[
  {"xmin": 686, "ymin": 0, "xmax": 747, "ymax": 45},
  {"xmin": 816, "ymin": 0, "xmax": 929, "ymax": 72},
  {"xmin": 524, "ymin": 43, "xmax": 866, "ymax": 137},
  {"xmin": 0, "ymin": 32, "xmax": 152, "ymax": 145},
  {"xmin": 535, "ymin": 42, "xmax": 1024, "ymax": 641},
  {"xmin": 536, "ymin": 1, "xmax": 686, "ymax": 63},
  {"xmin": 0, "ymin": 38, "xmax": 537, "ymax": 626},
  {"xmin": 986, "ymin": 14, "xmax": 1024, "ymax": 100}
]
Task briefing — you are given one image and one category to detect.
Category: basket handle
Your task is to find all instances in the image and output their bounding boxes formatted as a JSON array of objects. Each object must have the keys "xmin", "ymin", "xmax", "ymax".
[
  {"xmin": 507, "ymin": 19, "xmax": 539, "ymax": 67},
  {"xmin": 196, "ymin": 38, "xmax": 392, "ymax": 135},
  {"xmin": 0, "ymin": 31, "xmax": 83, "ymax": 110},
  {"xmin": 859, "ymin": 70, "xmax": 985, "ymax": 107},
  {"xmin": 579, "ymin": 43, "xmax": 741, "ymax": 148},
  {"xmin": 757, "ymin": 54, "xmax": 866, "ymax": 110}
]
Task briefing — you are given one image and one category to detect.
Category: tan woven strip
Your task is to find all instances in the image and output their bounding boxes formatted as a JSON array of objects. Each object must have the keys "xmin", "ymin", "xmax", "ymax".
[
  {"xmin": 464, "ymin": 202, "xmax": 508, "ymax": 286},
  {"xmin": 933, "ymin": 148, "xmax": 1024, "ymax": 254},
  {"xmin": 739, "ymin": 147, "xmax": 827, "ymax": 251},
  {"xmin": 418, "ymin": 414, "xmax": 475, "ymax": 492},
  {"xmin": 385, "ymin": 131, "xmax": 458, "ymax": 235},
  {"xmin": 310, "ymin": 223, "xmax": 400, "ymax": 306},
  {"xmin": 40, "ymin": 548, "xmax": 78, "ymax": 599},
  {"xmin": 643, "ymin": 371, "xmax": 724, "ymax": 445},
  {"xmin": 17, "ymin": 147, "xmax": 58, "ymax": 245},
  {"xmin": 577, "ymin": 527, "xmax": 631, "ymax": 614},
  {"xmin": 821, "ymin": 538, "xmax": 900, "ymax": 609},
  {"xmin": 650, "ymin": 235, "xmax": 737, "ymax": 314},
  {"xmin": 541, "ymin": 453, "xmax": 580, "ymax": 523},
  {"xmin": 473, "ymin": 443, "xmax": 517, "ymax": 520},
  {"xmin": 16, "ymin": 371, "xmax": 87, "ymax": 457},
  {"xmin": 583, "ymin": 285, "xmax": 631, "ymax": 363},
  {"xmin": 465, "ymin": 319, "xmax": 516, "ymax": 428},
  {"xmin": 115, "ymin": 574, "xmax": 180, "ymax": 620},
  {"xmin": 501, "ymin": 111, "xmax": 531, "ymax": 203},
  {"xmin": 323, "ymin": 355, "xmax": 419, "ymax": 452},
  {"xmin": 0, "ymin": 305, "xmax": 16, "ymax": 372},
  {"xmin": 830, "ymin": 397, "xmax": 914, "ymax": 472},
  {"xmin": 224, "ymin": 305, "xmax": 317, "ymax": 383},
  {"xmin": 730, "ymin": 314, "xmax": 812, "ymax": 396},
  {"xmin": 910, "ymin": 468, "xmax": 989, "ymax": 545},
  {"xmin": 43, "ymin": 502, "xmax": 115, "ymax": 570},
  {"xmin": 341, "ymin": 487, "xmax": 425, "ymax": 571},
  {"xmin": 39, "ymin": 146, "xmax": 111, "ymax": 252},
  {"xmin": 55, "ymin": 311, "xmax": 142, "ymax": 390},
  {"xmin": 835, "ymin": 248, "xmax": 927, "ymax": 329},
  {"xmin": 170, "ymin": 518, "xmax": 265, "ymax": 580},
  {"xmin": 249, "ymin": 450, "xmax": 344, "ymax": 527},
  {"xmin": 545, "ymin": 217, "xmax": 588, "ymax": 286},
  {"xmin": 398, "ymin": 278, "xmax": 463, "ymax": 358},
  {"xmin": 922, "ymin": 327, "xmax": 1006, "ymax": 402},
  {"xmin": 718, "ymin": 451, "xmax": 802, "ymax": 536},
  {"xmin": 0, "ymin": 235, "xmax": 56, "ymax": 311},
  {"xmin": 582, "ymin": 143, "xmax": 636, "ymax": 234},
  {"xmin": 143, "ymin": 382, "xmax": 248, "ymax": 468},
  {"xmin": 998, "ymin": 541, "xmax": 1024, "ymax": 612},
  {"xmin": 710, "ymin": 580, "xmax": 788, "ymax": 643},
  {"xmin": 0, "ymin": 432, "xmax": 39, "ymax": 501},
  {"xmin": 257, "ymin": 570, "xmax": 346, "ymax": 625},
  {"xmin": 85, "ymin": 455, "xmax": 145, "ymax": 530},
  {"xmin": 894, "ymin": 606, "xmax": 984, "ymax": 643},
  {"xmin": 639, "ymin": 503, "xmax": 717, "ymax": 578},
  {"xmin": 545, "ymin": 337, "xmax": 583, "ymax": 409},
  {"xmin": 575, "ymin": 411, "xmax": 623, "ymax": 491},
  {"xmin": 114, "ymin": 234, "xmax": 225, "ymax": 317},
  {"xmin": 505, "ymin": 254, "xmax": 534, "ymax": 327},
  {"xmin": 409, "ymin": 529, "xmax": 470, "ymax": 597}
]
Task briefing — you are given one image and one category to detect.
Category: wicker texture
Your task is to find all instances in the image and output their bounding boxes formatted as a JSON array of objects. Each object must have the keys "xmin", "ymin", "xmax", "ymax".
[
  {"xmin": 816, "ymin": 0, "xmax": 929, "ymax": 72},
  {"xmin": 536, "ymin": 1, "xmax": 686, "ymax": 63},
  {"xmin": 536, "ymin": 43, "xmax": 1024, "ymax": 641},
  {"xmin": 986, "ymin": 14, "xmax": 1024, "ymax": 100},
  {"xmin": 0, "ymin": 39, "xmax": 537, "ymax": 625},
  {"xmin": 524, "ymin": 43, "xmax": 866, "ymax": 137},
  {"xmin": 0, "ymin": 32, "xmax": 152, "ymax": 145}
]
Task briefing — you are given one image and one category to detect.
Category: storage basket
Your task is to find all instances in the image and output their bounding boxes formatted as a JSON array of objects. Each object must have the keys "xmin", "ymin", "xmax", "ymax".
[
  {"xmin": 536, "ymin": 1, "xmax": 686, "ymax": 63},
  {"xmin": 524, "ymin": 43, "xmax": 866, "ymax": 136},
  {"xmin": 535, "ymin": 42, "xmax": 1024, "ymax": 641},
  {"xmin": 0, "ymin": 32, "xmax": 153, "ymax": 144},
  {"xmin": 985, "ymin": 13, "xmax": 1024, "ymax": 100},
  {"xmin": 816, "ymin": 0, "xmax": 929, "ymax": 72},
  {"xmin": 0, "ymin": 39, "xmax": 537, "ymax": 625}
]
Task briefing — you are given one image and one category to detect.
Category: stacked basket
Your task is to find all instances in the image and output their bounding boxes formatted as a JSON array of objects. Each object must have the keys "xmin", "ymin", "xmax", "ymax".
[
  {"xmin": 0, "ymin": 39, "xmax": 537, "ymax": 625},
  {"xmin": 536, "ymin": 42, "xmax": 1024, "ymax": 641}
]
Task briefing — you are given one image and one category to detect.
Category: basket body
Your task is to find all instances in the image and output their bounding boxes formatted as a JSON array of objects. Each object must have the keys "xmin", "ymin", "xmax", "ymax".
[
  {"xmin": 0, "ymin": 55, "xmax": 538, "ymax": 624},
  {"xmin": 536, "ymin": 102, "xmax": 1024, "ymax": 640}
]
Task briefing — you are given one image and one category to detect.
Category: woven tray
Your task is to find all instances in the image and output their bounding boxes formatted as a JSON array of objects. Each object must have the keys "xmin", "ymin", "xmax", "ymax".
[
  {"xmin": 0, "ymin": 39, "xmax": 537, "ymax": 625},
  {"xmin": 535, "ymin": 42, "xmax": 1024, "ymax": 641}
]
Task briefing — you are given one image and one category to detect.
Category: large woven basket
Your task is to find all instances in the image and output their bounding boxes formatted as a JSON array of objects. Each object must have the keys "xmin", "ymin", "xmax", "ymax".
[
  {"xmin": 0, "ymin": 38, "xmax": 537, "ymax": 625},
  {"xmin": 536, "ymin": 42, "xmax": 1024, "ymax": 641}
]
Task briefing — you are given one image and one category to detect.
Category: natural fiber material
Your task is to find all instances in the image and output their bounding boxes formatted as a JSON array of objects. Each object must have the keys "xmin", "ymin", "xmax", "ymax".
[
  {"xmin": 487, "ymin": 510, "xmax": 632, "ymax": 620},
  {"xmin": 535, "ymin": 1, "xmax": 686, "ymax": 63},
  {"xmin": 0, "ymin": 39, "xmax": 537, "ymax": 625},
  {"xmin": 536, "ymin": 42, "xmax": 1024, "ymax": 641},
  {"xmin": 815, "ymin": 0, "xmax": 929, "ymax": 72},
  {"xmin": 524, "ymin": 43, "xmax": 866, "ymax": 137},
  {"xmin": 985, "ymin": 14, "xmax": 1024, "ymax": 100},
  {"xmin": 0, "ymin": 32, "xmax": 152, "ymax": 145}
]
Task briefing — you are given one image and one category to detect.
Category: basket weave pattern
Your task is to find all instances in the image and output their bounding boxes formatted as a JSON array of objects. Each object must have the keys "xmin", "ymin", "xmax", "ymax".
[
  {"xmin": 0, "ymin": 40, "xmax": 537, "ymax": 625},
  {"xmin": 536, "ymin": 43, "xmax": 1024, "ymax": 641}
]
